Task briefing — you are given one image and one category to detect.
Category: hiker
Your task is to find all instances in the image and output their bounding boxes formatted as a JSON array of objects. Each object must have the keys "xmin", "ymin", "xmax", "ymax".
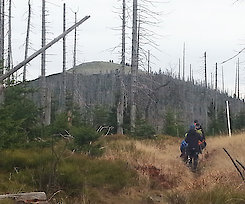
[
  {"xmin": 195, "ymin": 122, "xmax": 207, "ymax": 151},
  {"xmin": 180, "ymin": 139, "xmax": 188, "ymax": 162},
  {"xmin": 185, "ymin": 124, "xmax": 203, "ymax": 171}
]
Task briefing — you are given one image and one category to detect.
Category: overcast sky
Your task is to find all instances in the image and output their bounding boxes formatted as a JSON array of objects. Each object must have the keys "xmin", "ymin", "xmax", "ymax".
[{"xmin": 9, "ymin": 0, "xmax": 245, "ymax": 97}]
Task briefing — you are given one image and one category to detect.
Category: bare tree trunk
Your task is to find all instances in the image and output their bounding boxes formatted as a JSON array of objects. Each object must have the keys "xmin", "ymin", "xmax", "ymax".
[
  {"xmin": 130, "ymin": 0, "xmax": 138, "ymax": 131},
  {"xmin": 72, "ymin": 12, "xmax": 77, "ymax": 109},
  {"xmin": 178, "ymin": 58, "xmax": 180, "ymax": 80},
  {"xmin": 147, "ymin": 50, "xmax": 150, "ymax": 74},
  {"xmin": 73, "ymin": 12, "xmax": 77, "ymax": 68},
  {"xmin": 215, "ymin": 62, "xmax": 218, "ymax": 120},
  {"xmin": 189, "ymin": 64, "xmax": 191, "ymax": 81},
  {"xmin": 234, "ymin": 61, "xmax": 237, "ymax": 97},
  {"xmin": 182, "ymin": 42, "xmax": 185, "ymax": 81},
  {"xmin": 237, "ymin": 58, "xmax": 239, "ymax": 99},
  {"xmin": 7, "ymin": 0, "xmax": 12, "ymax": 84},
  {"xmin": 23, "ymin": 0, "xmax": 31, "ymax": 82},
  {"xmin": 204, "ymin": 52, "xmax": 207, "ymax": 88},
  {"xmin": 222, "ymin": 66, "xmax": 224, "ymax": 93},
  {"xmin": 0, "ymin": 0, "xmax": 4, "ymax": 75},
  {"xmin": 41, "ymin": 0, "xmax": 49, "ymax": 125},
  {"xmin": 61, "ymin": 3, "xmax": 66, "ymax": 111},
  {"xmin": 117, "ymin": 0, "xmax": 126, "ymax": 135}
]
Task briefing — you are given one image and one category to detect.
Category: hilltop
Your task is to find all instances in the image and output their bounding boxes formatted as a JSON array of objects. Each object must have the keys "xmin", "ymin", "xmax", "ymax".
[{"xmin": 67, "ymin": 61, "xmax": 132, "ymax": 75}]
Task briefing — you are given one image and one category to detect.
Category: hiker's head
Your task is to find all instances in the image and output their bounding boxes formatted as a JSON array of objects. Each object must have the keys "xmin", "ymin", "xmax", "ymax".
[
  {"xmin": 195, "ymin": 123, "xmax": 200, "ymax": 128},
  {"xmin": 194, "ymin": 120, "xmax": 198, "ymax": 125}
]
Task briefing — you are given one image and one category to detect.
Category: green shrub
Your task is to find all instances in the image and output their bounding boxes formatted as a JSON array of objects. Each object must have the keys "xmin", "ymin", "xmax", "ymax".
[
  {"xmin": 163, "ymin": 109, "xmax": 185, "ymax": 137},
  {"xmin": 71, "ymin": 126, "xmax": 101, "ymax": 148},
  {"xmin": 132, "ymin": 119, "xmax": 156, "ymax": 139}
]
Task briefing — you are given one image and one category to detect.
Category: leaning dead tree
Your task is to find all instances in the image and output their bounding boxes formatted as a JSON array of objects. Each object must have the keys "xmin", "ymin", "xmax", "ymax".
[
  {"xmin": 0, "ymin": 16, "xmax": 90, "ymax": 81},
  {"xmin": 223, "ymin": 148, "xmax": 245, "ymax": 182}
]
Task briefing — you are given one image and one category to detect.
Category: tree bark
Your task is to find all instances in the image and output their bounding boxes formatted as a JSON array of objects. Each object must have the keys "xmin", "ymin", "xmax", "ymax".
[
  {"xmin": 117, "ymin": 0, "xmax": 126, "ymax": 134},
  {"xmin": 130, "ymin": 0, "xmax": 138, "ymax": 131}
]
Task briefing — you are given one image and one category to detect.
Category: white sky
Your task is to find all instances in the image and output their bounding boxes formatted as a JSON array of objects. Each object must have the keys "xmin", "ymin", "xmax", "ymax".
[{"xmin": 8, "ymin": 0, "xmax": 245, "ymax": 97}]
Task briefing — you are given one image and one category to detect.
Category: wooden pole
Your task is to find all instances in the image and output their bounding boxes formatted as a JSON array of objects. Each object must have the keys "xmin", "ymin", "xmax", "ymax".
[
  {"xmin": 226, "ymin": 100, "xmax": 232, "ymax": 137},
  {"xmin": 0, "ymin": 15, "xmax": 90, "ymax": 81}
]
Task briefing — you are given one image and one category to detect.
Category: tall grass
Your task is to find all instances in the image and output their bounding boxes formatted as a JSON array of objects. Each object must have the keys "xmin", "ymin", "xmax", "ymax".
[{"xmin": 103, "ymin": 133, "xmax": 245, "ymax": 202}]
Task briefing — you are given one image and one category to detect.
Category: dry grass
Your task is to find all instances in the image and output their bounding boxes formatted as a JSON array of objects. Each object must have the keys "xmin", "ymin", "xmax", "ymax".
[{"xmin": 102, "ymin": 133, "xmax": 245, "ymax": 203}]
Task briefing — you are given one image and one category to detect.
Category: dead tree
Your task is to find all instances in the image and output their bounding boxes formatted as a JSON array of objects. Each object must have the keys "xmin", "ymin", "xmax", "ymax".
[
  {"xmin": 40, "ymin": 0, "xmax": 48, "ymax": 125},
  {"xmin": 73, "ymin": 12, "xmax": 77, "ymax": 69},
  {"xmin": 237, "ymin": 58, "xmax": 240, "ymax": 99},
  {"xmin": 72, "ymin": 11, "xmax": 77, "ymax": 109},
  {"xmin": 23, "ymin": 0, "xmax": 31, "ymax": 82},
  {"xmin": 183, "ymin": 42, "xmax": 185, "ymax": 81},
  {"xmin": 61, "ymin": 3, "xmax": 66, "ymax": 111},
  {"xmin": 222, "ymin": 66, "xmax": 224, "ymax": 92},
  {"xmin": 7, "ymin": 0, "xmax": 12, "ymax": 83},
  {"xmin": 204, "ymin": 52, "xmax": 207, "ymax": 88},
  {"xmin": 130, "ymin": 0, "xmax": 138, "ymax": 131},
  {"xmin": 215, "ymin": 63, "xmax": 218, "ymax": 120},
  {"xmin": 116, "ymin": 0, "xmax": 126, "ymax": 135},
  {"xmin": 0, "ymin": 0, "xmax": 4, "ymax": 75},
  {"xmin": 178, "ymin": 58, "xmax": 181, "ymax": 79}
]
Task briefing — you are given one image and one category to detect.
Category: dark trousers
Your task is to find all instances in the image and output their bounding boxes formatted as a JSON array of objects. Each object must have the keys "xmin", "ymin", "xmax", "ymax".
[{"xmin": 187, "ymin": 147, "xmax": 199, "ymax": 170}]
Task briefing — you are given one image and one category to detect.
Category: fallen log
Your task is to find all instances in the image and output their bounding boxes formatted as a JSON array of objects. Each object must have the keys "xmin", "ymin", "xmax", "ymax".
[{"xmin": 0, "ymin": 192, "xmax": 47, "ymax": 203}]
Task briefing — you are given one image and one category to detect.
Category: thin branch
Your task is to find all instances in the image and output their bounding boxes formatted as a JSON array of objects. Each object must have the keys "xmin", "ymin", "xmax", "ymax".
[{"xmin": 221, "ymin": 48, "xmax": 245, "ymax": 64}]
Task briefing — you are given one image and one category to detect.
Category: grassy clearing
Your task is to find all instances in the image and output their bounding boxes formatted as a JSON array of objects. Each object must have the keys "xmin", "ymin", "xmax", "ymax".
[
  {"xmin": 102, "ymin": 133, "xmax": 245, "ymax": 203},
  {"xmin": 0, "ymin": 133, "xmax": 244, "ymax": 203}
]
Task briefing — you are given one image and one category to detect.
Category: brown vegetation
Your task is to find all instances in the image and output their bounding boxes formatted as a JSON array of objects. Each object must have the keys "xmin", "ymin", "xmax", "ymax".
[{"xmin": 102, "ymin": 133, "xmax": 245, "ymax": 203}]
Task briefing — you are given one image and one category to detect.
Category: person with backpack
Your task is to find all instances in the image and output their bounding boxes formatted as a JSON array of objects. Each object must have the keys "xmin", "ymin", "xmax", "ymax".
[
  {"xmin": 180, "ymin": 139, "xmax": 188, "ymax": 162},
  {"xmin": 194, "ymin": 121, "xmax": 207, "ymax": 151},
  {"xmin": 185, "ymin": 124, "xmax": 203, "ymax": 171}
]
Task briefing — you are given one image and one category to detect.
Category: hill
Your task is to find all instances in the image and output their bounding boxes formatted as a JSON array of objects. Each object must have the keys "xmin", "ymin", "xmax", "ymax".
[{"xmin": 29, "ymin": 60, "xmax": 245, "ymax": 131}]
